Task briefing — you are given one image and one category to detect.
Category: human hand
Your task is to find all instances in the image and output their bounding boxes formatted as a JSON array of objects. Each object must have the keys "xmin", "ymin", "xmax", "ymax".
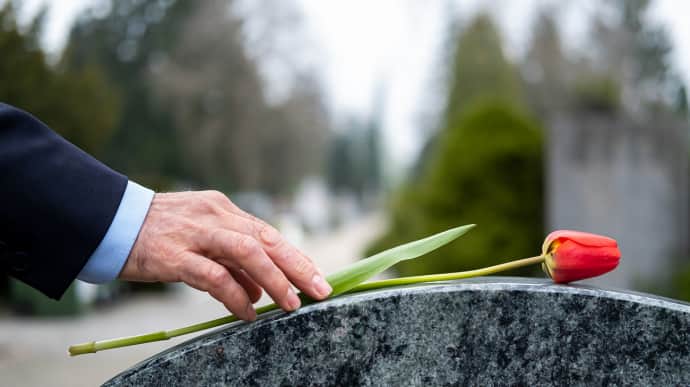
[{"xmin": 119, "ymin": 191, "xmax": 332, "ymax": 321}]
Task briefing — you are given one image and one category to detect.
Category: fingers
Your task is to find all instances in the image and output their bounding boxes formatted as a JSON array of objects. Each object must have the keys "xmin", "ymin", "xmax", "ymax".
[
  {"xmin": 195, "ymin": 191, "xmax": 332, "ymax": 304},
  {"xmin": 221, "ymin": 215, "xmax": 332, "ymax": 301},
  {"xmin": 127, "ymin": 190, "xmax": 328, "ymax": 317},
  {"xmin": 203, "ymin": 229, "xmax": 303, "ymax": 312},
  {"xmin": 255, "ymin": 222, "xmax": 332, "ymax": 300},
  {"xmin": 230, "ymin": 268, "xmax": 262, "ymax": 303},
  {"xmin": 178, "ymin": 253, "xmax": 256, "ymax": 321}
]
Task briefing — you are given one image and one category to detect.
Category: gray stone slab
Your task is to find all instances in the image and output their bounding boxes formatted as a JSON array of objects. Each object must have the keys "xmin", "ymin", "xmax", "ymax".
[{"xmin": 104, "ymin": 277, "xmax": 690, "ymax": 386}]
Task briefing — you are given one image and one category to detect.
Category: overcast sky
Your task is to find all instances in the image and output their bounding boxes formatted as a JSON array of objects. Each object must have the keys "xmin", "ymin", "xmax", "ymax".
[{"xmin": 12, "ymin": 0, "xmax": 690, "ymax": 171}]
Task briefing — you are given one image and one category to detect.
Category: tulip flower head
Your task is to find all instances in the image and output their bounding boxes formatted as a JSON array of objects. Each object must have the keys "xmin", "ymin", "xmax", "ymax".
[{"xmin": 541, "ymin": 230, "xmax": 621, "ymax": 283}]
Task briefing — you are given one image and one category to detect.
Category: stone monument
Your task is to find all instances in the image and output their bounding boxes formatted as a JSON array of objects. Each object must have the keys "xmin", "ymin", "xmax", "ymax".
[
  {"xmin": 105, "ymin": 278, "xmax": 690, "ymax": 386},
  {"xmin": 547, "ymin": 113, "xmax": 688, "ymax": 290}
]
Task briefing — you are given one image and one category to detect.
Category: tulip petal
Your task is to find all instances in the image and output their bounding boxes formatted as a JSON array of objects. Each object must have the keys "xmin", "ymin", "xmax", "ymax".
[{"xmin": 544, "ymin": 230, "xmax": 617, "ymax": 253}]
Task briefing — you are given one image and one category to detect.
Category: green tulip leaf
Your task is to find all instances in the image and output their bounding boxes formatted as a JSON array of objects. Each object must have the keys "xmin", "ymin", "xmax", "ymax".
[{"xmin": 326, "ymin": 223, "xmax": 475, "ymax": 296}]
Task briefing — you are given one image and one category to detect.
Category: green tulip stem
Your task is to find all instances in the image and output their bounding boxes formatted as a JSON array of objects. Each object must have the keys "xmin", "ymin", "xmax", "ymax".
[
  {"xmin": 68, "ymin": 303, "xmax": 280, "ymax": 356},
  {"xmin": 349, "ymin": 255, "xmax": 546, "ymax": 292},
  {"xmin": 68, "ymin": 254, "xmax": 545, "ymax": 356}
]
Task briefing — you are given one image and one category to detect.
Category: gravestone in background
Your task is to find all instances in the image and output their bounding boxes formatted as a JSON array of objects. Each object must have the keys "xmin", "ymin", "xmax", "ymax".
[
  {"xmin": 547, "ymin": 113, "xmax": 688, "ymax": 290},
  {"xmin": 105, "ymin": 278, "xmax": 690, "ymax": 386}
]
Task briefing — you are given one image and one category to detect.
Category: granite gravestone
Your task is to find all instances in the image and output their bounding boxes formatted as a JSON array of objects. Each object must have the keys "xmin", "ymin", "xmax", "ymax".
[{"xmin": 105, "ymin": 278, "xmax": 690, "ymax": 386}]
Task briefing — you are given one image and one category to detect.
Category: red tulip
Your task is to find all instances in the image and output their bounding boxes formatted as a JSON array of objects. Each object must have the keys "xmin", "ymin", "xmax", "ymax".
[{"xmin": 541, "ymin": 230, "xmax": 621, "ymax": 283}]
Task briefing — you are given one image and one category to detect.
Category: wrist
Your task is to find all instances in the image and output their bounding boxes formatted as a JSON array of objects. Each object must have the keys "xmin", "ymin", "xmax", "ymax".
[{"xmin": 78, "ymin": 181, "xmax": 154, "ymax": 283}]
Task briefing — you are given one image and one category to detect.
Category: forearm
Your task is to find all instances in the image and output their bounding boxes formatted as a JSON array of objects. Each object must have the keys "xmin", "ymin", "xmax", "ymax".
[{"xmin": 0, "ymin": 103, "xmax": 127, "ymax": 299}]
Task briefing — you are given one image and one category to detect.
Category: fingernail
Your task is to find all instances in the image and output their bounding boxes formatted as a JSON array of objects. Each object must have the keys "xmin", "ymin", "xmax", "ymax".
[
  {"xmin": 312, "ymin": 274, "xmax": 332, "ymax": 298},
  {"xmin": 286, "ymin": 288, "xmax": 301, "ymax": 311},
  {"xmin": 245, "ymin": 304, "xmax": 256, "ymax": 321}
]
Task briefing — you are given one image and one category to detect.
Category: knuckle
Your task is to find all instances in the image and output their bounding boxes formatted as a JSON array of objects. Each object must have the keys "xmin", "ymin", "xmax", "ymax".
[
  {"xmin": 197, "ymin": 199, "xmax": 215, "ymax": 213},
  {"xmin": 235, "ymin": 235, "xmax": 260, "ymax": 258},
  {"xmin": 231, "ymin": 289, "xmax": 249, "ymax": 306},
  {"xmin": 209, "ymin": 228, "xmax": 227, "ymax": 250},
  {"xmin": 228, "ymin": 300, "xmax": 249, "ymax": 317},
  {"xmin": 209, "ymin": 190, "xmax": 233, "ymax": 208},
  {"xmin": 224, "ymin": 196, "xmax": 239, "ymax": 210},
  {"xmin": 220, "ymin": 287, "xmax": 247, "ymax": 310},
  {"xmin": 197, "ymin": 191, "xmax": 225, "ymax": 214},
  {"xmin": 259, "ymin": 223, "xmax": 283, "ymax": 247},
  {"xmin": 249, "ymin": 213, "xmax": 264, "ymax": 224},
  {"xmin": 259, "ymin": 258, "xmax": 279, "ymax": 275},
  {"xmin": 180, "ymin": 218, "xmax": 203, "ymax": 238},
  {"xmin": 241, "ymin": 210, "xmax": 263, "ymax": 224},
  {"xmin": 206, "ymin": 265, "xmax": 229, "ymax": 288},
  {"xmin": 205, "ymin": 190, "xmax": 226, "ymax": 202},
  {"xmin": 293, "ymin": 256, "xmax": 313, "ymax": 277},
  {"xmin": 169, "ymin": 250, "xmax": 190, "ymax": 279}
]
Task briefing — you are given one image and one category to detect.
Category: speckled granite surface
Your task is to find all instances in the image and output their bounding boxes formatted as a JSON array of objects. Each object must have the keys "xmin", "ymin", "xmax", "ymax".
[{"xmin": 104, "ymin": 277, "xmax": 690, "ymax": 386}]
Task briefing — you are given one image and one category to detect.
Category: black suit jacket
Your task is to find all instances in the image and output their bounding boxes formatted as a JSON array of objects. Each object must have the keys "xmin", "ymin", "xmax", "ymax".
[{"xmin": 0, "ymin": 103, "xmax": 127, "ymax": 299}]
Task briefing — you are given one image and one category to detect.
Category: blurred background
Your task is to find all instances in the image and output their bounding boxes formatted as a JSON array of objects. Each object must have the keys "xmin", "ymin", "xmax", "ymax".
[{"xmin": 1, "ymin": 0, "xmax": 689, "ymax": 385}]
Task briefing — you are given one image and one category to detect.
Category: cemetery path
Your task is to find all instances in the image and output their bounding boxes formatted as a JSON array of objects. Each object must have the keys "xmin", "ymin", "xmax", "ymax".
[{"xmin": 0, "ymin": 213, "xmax": 384, "ymax": 387}]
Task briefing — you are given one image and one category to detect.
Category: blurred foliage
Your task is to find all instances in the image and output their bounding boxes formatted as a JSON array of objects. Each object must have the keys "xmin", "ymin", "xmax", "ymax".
[
  {"xmin": 444, "ymin": 13, "xmax": 523, "ymax": 124},
  {"xmin": 572, "ymin": 76, "xmax": 621, "ymax": 113},
  {"xmin": 63, "ymin": 0, "xmax": 329, "ymax": 193},
  {"xmin": 62, "ymin": 0, "xmax": 191, "ymax": 190},
  {"xmin": 523, "ymin": 7, "xmax": 626, "ymax": 118},
  {"xmin": 524, "ymin": 0, "xmax": 679, "ymax": 119},
  {"xmin": 641, "ymin": 254, "xmax": 690, "ymax": 301},
  {"xmin": 597, "ymin": 0, "xmax": 677, "ymax": 111},
  {"xmin": 415, "ymin": 14, "xmax": 524, "ymax": 179},
  {"xmin": 328, "ymin": 115, "xmax": 383, "ymax": 200},
  {"xmin": 675, "ymin": 86, "xmax": 688, "ymax": 119},
  {"xmin": 368, "ymin": 101, "xmax": 543, "ymax": 275},
  {"xmin": 594, "ymin": 0, "xmax": 673, "ymax": 96},
  {"xmin": 522, "ymin": 7, "xmax": 570, "ymax": 118},
  {"xmin": 671, "ymin": 263, "xmax": 690, "ymax": 301},
  {"xmin": 0, "ymin": 3, "xmax": 118, "ymax": 156},
  {"xmin": 369, "ymin": 13, "xmax": 542, "ymax": 276}
]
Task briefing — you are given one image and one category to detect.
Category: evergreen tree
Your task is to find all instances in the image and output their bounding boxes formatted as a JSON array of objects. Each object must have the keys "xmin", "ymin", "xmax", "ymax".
[
  {"xmin": 64, "ymin": 0, "xmax": 330, "ymax": 193},
  {"xmin": 444, "ymin": 13, "xmax": 522, "ymax": 123},
  {"xmin": 415, "ymin": 13, "xmax": 523, "ymax": 178},
  {"xmin": 522, "ymin": 8, "xmax": 570, "ymax": 118},
  {"xmin": 326, "ymin": 111, "xmax": 383, "ymax": 201},
  {"xmin": 0, "ymin": 2, "xmax": 117, "ymax": 156},
  {"xmin": 370, "ymin": 101, "xmax": 543, "ymax": 275},
  {"xmin": 590, "ymin": 0, "xmax": 675, "ymax": 111},
  {"xmin": 675, "ymin": 85, "xmax": 688, "ymax": 119},
  {"xmin": 368, "ymin": 14, "xmax": 543, "ymax": 276},
  {"xmin": 328, "ymin": 131, "xmax": 357, "ymax": 195},
  {"xmin": 63, "ymin": 0, "xmax": 193, "ymax": 188}
]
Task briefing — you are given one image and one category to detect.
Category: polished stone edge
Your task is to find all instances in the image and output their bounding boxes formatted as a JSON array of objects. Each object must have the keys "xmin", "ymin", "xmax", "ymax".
[
  {"xmin": 424, "ymin": 276, "xmax": 690, "ymax": 312},
  {"xmin": 124, "ymin": 276, "xmax": 690, "ymax": 370},
  {"xmin": 280, "ymin": 276, "xmax": 690, "ymax": 316}
]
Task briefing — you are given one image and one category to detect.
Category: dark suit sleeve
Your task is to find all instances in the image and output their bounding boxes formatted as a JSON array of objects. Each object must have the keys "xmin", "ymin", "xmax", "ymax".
[{"xmin": 0, "ymin": 103, "xmax": 127, "ymax": 299}]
